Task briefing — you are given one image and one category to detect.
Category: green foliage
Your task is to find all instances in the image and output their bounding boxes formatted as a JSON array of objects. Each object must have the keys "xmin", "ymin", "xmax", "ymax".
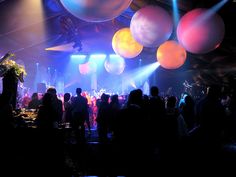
[{"xmin": 0, "ymin": 53, "xmax": 27, "ymax": 82}]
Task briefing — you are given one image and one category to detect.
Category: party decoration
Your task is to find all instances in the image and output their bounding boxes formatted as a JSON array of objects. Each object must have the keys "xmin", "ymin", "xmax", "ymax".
[
  {"xmin": 157, "ymin": 40, "xmax": 187, "ymax": 69},
  {"xmin": 177, "ymin": 8, "xmax": 225, "ymax": 54},
  {"xmin": 130, "ymin": 5, "xmax": 173, "ymax": 47},
  {"xmin": 60, "ymin": 0, "xmax": 132, "ymax": 22},
  {"xmin": 104, "ymin": 55, "xmax": 125, "ymax": 75},
  {"xmin": 112, "ymin": 28, "xmax": 143, "ymax": 58},
  {"xmin": 79, "ymin": 61, "xmax": 97, "ymax": 75}
]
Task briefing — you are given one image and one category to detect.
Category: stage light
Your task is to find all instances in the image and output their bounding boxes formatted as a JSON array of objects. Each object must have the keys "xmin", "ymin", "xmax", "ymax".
[
  {"xmin": 89, "ymin": 54, "xmax": 106, "ymax": 63},
  {"xmin": 45, "ymin": 42, "xmax": 76, "ymax": 52},
  {"xmin": 89, "ymin": 54, "xmax": 106, "ymax": 71},
  {"xmin": 172, "ymin": 0, "xmax": 180, "ymax": 28},
  {"xmin": 70, "ymin": 55, "xmax": 87, "ymax": 64},
  {"xmin": 122, "ymin": 62, "xmax": 160, "ymax": 89},
  {"xmin": 129, "ymin": 79, "xmax": 137, "ymax": 89},
  {"xmin": 18, "ymin": 0, "xmax": 46, "ymax": 46}
]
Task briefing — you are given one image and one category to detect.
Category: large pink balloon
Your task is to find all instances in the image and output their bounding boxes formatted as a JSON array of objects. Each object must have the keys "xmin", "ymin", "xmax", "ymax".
[
  {"xmin": 177, "ymin": 8, "xmax": 225, "ymax": 54},
  {"xmin": 157, "ymin": 40, "xmax": 187, "ymax": 69},
  {"xmin": 130, "ymin": 5, "xmax": 173, "ymax": 48},
  {"xmin": 60, "ymin": 0, "xmax": 132, "ymax": 22}
]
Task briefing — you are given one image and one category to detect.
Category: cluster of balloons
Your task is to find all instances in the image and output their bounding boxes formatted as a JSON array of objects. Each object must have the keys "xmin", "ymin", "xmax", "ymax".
[
  {"xmin": 78, "ymin": 55, "xmax": 125, "ymax": 75},
  {"xmin": 129, "ymin": 6, "xmax": 224, "ymax": 69},
  {"xmin": 60, "ymin": 1, "xmax": 225, "ymax": 70},
  {"xmin": 112, "ymin": 5, "xmax": 173, "ymax": 60}
]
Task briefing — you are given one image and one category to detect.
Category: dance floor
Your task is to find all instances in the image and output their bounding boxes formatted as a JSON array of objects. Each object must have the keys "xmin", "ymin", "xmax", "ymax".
[{"xmin": 1, "ymin": 128, "xmax": 236, "ymax": 176}]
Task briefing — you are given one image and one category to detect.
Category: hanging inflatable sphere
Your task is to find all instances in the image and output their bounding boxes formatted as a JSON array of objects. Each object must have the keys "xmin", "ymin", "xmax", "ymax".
[
  {"xmin": 177, "ymin": 8, "xmax": 225, "ymax": 54},
  {"xmin": 104, "ymin": 55, "xmax": 125, "ymax": 75},
  {"xmin": 157, "ymin": 40, "xmax": 187, "ymax": 69},
  {"xmin": 60, "ymin": 0, "xmax": 132, "ymax": 22},
  {"xmin": 79, "ymin": 61, "xmax": 97, "ymax": 75},
  {"xmin": 130, "ymin": 5, "xmax": 173, "ymax": 48},
  {"xmin": 112, "ymin": 28, "xmax": 143, "ymax": 58}
]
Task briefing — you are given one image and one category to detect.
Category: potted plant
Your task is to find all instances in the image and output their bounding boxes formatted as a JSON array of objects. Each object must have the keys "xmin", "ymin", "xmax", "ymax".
[{"xmin": 0, "ymin": 52, "xmax": 27, "ymax": 109}]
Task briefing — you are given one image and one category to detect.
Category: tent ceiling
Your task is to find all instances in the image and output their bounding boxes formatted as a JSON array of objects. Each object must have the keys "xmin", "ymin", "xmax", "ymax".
[{"xmin": 0, "ymin": 0, "xmax": 235, "ymax": 85}]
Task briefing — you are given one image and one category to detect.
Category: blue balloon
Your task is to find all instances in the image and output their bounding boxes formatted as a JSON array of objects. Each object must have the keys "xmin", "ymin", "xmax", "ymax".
[{"xmin": 60, "ymin": 0, "xmax": 133, "ymax": 22}]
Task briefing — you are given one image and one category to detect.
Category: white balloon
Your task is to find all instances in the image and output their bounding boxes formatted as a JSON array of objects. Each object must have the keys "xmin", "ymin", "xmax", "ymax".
[
  {"xmin": 104, "ymin": 55, "xmax": 125, "ymax": 75},
  {"xmin": 130, "ymin": 5, "xmax": 173, "ymax": 47}
]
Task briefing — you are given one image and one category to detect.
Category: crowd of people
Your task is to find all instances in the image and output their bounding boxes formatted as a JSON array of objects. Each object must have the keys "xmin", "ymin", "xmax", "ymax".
[
  {"xmin": 1, "ymin": 83, "xmax": 236, "ymax": 144},
  {"xmin": 1, "ymin": 83, "xmax": 236, "ymax": 174}
]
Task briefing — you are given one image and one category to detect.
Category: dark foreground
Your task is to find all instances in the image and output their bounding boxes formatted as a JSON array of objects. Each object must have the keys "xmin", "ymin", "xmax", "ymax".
[{"xmin": 1, "ymin": 129, "xmax": 236, "ymax": 176}]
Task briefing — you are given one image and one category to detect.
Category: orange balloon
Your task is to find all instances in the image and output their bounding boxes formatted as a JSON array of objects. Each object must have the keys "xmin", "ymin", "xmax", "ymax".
[
  {"xmin": 157, "ymin": 40, "xmax": 187, "ymax": 69},
  {"xmin": 112, "ymin": 28, "xmax": 143, "ymax": 58}
]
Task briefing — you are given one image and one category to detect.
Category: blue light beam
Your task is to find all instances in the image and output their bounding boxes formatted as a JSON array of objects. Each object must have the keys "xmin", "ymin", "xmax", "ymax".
[{"xmin": 123, "ymin": 62, "xmax": 160, "ymax": 90}]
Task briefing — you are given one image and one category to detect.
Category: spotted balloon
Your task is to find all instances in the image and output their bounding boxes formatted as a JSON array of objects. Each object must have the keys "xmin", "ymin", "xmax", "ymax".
[{"xmin": 130, "ymin": 5, "xmax": 173, "ymax": 47}]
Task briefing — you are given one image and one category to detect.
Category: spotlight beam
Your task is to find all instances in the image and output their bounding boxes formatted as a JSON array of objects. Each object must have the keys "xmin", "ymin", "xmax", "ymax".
[
  {"xmin": 172, "ymin": 0, "xmax": 180, "ymax": 28},
  {"xmin": 123, "ymin": 62, "xmax": 160, "ymax": 89},
  {"xmin": 192, "ymin": 0, "xmax": 228, "ymax": 28}
]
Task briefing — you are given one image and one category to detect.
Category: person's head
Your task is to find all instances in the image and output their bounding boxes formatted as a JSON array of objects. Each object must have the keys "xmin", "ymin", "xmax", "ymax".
[
  {"xmin": 47, "ymin": 87, "xmax": 57, "ymax": 96},
  {"xmin": 143, "ymin": 94, "xmax": 149, "ymax": 102},
  {"xmin": 136, "ymin": 89, "xmax": 143, "ymax": 98},
  {"xmin": 184, "ymin": 95, "xmax": 194, "ymax": 106},
  {"xmin": 42, "ymin": 93, "xmax": 52, "ymax": 106},
  {"xmin": 150, "ymin": 86, "xmax": 159, "ymax": 97},
  {"xmin": 31, "ymin": 93, "xmax": 38, "ymax": 100},
  {"xmin": 64, "ymin": 93, "xmax": 71, "ymax": 102},
  {"xmin": 128, "ymin": 89, "xmax": 143, "ymax": 106},
  {"xmin": 101, "ymin": 93, "xmax": 109, "ymax": 103},
  {"xmin": 111, "ymin": 94, "xmax": 119, "ymax": 103},
  {"xmin": 167, "ymin": 96, "xmax": 177, "ymax": 108},
  {"xmin": 76, "ymin": 88, "xmax": 82, "ymax": 96}
]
